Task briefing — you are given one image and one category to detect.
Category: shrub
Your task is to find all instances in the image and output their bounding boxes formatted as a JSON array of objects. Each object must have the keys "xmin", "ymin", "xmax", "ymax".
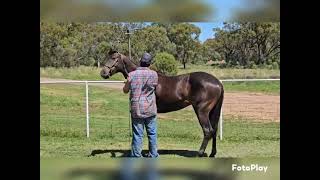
[{"xmin": 152, "ymin": 52, "xmax": 178, "ymax": 76}]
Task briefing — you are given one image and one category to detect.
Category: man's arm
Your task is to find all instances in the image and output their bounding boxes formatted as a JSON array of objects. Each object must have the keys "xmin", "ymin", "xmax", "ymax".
[{"xmin": 123, "ymin": 80, "xmax": 130, "ymax": 94}]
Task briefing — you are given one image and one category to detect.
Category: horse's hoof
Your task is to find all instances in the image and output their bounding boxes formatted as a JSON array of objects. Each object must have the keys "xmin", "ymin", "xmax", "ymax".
[
  {"xmin": 209, "ymin": 154, "xmax": 216, "ymax": 158},
  {"xmin": 198, "ymin": 152, "xmax": 208, "ymax": 157}
]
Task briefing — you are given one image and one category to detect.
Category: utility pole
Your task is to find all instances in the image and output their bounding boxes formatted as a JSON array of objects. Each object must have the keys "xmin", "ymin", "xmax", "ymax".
[
  {"xmin": 125, "ymin": 28, "xmax": 133, "ymax": 138},
  {"xmin": 125, "ymin": 29, "xmax": 133, "ymax": 60}
]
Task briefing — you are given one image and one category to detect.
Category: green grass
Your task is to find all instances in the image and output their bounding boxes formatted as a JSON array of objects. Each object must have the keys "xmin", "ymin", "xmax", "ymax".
[
  {"xmin": 177, "ymin": 64, "xmax": 280, "ymax": 79},
  {"xmin": 223, "ymin": 81, "xmax": 279, "ymax": 95},
  {"xmin": 40, "ymin": 65, "xmax": 280, "ymax": 80},
  {"xmin": 40, "ymin": 66, "xmax": 123, "ymax": 81},
  {"xmin": 40, "ymin": 65, "xmax": 280, "ymax": 94},
  {"xmin": 41, "ymin": 158, "xmax": 279, "ymax": 180},
  {"xmin": 40, "ymin": 84, "xmax": 279, "ymax": 159}
]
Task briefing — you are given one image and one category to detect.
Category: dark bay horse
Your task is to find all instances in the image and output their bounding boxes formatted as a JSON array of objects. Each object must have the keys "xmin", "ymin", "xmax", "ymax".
[{"xmin": 100, "ymin": 50, "xmax": 224, "ymax": 157}]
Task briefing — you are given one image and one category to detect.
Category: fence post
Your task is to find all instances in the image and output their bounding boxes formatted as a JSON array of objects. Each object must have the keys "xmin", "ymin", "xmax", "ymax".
[
  {"xmin": 219, "ymin": 80, "xmax": 223, "ymax": 140},
  {"xmin": 219, "ymin": 108, "xmax": 223, "ymax": 140},
  {"xmin": 86, "ymin": 81, "xmax": 90, "ymax": 138}
]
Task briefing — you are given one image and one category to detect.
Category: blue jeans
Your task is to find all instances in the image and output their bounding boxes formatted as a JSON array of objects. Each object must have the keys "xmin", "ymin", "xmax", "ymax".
[
  {"xmin": 130, "ymin": 115, "xmax": 159, "ymax": 158},
  {"xmin": 119, "ymin": 158, "xmax": 160, "ymax": 180}
]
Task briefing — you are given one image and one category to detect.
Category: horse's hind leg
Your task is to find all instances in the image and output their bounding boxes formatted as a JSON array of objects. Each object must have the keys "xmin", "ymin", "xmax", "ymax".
[
  {"xmin": 193, "ymin": 105, "xmax": 213, "ymax": 157},
  {"xmin": 209, "ymin": 123, "xmax": 218, "ymax": 158},
  {"xmin": 208, "ymin": 109, "xmax": 219, "ymax": 158},
  {"xmin": 209, "ymin": 93, "xmax": 224, "ymax": 158}
]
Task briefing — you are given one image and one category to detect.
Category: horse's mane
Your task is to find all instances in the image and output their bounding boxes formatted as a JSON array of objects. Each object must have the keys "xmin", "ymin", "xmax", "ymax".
[
  {"xmin": 114, "ymin": 51, "xmax": 167, "ymax": 77},
  {"xmin": 153, "ymin": 70, "xmax": 166, "ymax": 76},
  {"xmin": 118, "ymin": 53, "xmax": 138, "ymax": 66}
]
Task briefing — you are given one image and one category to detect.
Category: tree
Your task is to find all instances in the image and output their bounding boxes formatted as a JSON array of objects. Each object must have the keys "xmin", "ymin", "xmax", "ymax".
[
  {"xmin": 131, "ymin": 25, "xmax": 176, "ymax": 64},
  {"xmin": 202, "ymin": 38, "xmax": 221, "ymax": 62},
  {"xmin": 40, "ymin": 22, "xmax": 68, "ymax": 67},
  {"xmin": 40, "ymin": 22, "xmax": 279, "ymax": 69},
  {"xmin": 167, "ymin": 23, "xmax": 201, "ymax": 69},
  {"xmin": 232, "ymin": 0, "xmax": 279, "ymax": 22},
  {"xmin": 213, "ymin": 22, "xmax": 280, "ymax": 68}
]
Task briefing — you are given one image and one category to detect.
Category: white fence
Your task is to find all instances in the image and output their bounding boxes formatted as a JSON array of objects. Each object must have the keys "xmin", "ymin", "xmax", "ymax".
[
  {"xmin": 40, "ymin": 79, "xmax": 280, "ymax": 140},
  {"xmin": 41, "ymin": 80, "xmax": 125, "ymax": 138}
]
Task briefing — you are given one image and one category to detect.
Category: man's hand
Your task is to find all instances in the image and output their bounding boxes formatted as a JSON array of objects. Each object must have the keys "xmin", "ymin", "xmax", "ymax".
[{"xmin": 123, "ymin": 80, "xmax": 130, "ymax": 94}]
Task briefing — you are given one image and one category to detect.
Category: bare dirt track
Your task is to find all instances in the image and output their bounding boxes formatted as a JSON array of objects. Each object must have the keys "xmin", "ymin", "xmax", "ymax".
[
  {"xmin": 41, "ymin": 77, "xmax": 280, "ymax": 122},
  {"xmin": 223, "ymin": 92, "xmax": 279, "ymax": 122}
]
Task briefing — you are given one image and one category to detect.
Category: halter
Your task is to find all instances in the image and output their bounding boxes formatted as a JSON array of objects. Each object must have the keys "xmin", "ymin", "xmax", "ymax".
[{"xmin": 104, "ymin": 53, "xmax": 129, "ymax": 77}]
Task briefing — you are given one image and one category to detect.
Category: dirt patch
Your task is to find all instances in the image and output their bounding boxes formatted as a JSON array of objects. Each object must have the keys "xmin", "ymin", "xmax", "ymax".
[
  {"xmin": 41, "ymin": 78, "xmax": 280, "ymax": 122},
  {"xmin": 223, "ymin": 92, "xmax": 280, "ymax": 122}
]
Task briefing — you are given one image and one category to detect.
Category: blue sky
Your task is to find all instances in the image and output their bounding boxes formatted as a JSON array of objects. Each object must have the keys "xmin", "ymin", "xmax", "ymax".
[
  {"xmin": 191, "ymin": 0, "xmax": 248, "ymax": 42},
  {"xmin": 144, "ymin": 22, "xmax": 224, "ymax": 43},
  {"xmin": 140, "ymin": 0, "xmax": 251, "ymax": 42},
  {"xmin": 204, "ymin": 0, "xmax": 248, "ymax": 20},
  {"xmin": 190, "ymin": 22, "xmax": 224, "ymax": 43},
  {"xmin": 105, "ymin": 0, "xmax": 252, "ymax": 42}
]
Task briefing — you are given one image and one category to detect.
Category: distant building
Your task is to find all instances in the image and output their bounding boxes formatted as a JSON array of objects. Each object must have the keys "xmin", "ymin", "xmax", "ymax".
[{"xmin": 206, "ymin": 59, "xmax": 225, "ymax": 66}]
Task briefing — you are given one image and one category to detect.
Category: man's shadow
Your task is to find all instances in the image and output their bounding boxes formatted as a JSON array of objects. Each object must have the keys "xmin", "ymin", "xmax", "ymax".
[{"xmin": 88, "ymin": 149, "xmax": 208, "ymax": 158}]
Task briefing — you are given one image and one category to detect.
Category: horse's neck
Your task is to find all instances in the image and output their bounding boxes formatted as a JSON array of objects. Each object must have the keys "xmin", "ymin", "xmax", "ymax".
[
  {"xmin": 123, "ymin": 56, "xmax": 137, "ymax": 73},
  {"xmin": 156, "ymin": 71, "xmax": 176, "ymax": 78},
  {"xmin": 126, "ymin": 58, "xmax": 137, "ymax": 72},
  {"xmin": 122, "ymin": 55, "xmax": 174, "ymax": 80}
]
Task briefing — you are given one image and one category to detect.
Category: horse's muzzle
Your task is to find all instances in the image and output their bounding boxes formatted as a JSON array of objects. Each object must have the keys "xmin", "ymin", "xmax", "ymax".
[{"xmin": 100, "ymin": 70, "xmax": 110, "ymax": 79}]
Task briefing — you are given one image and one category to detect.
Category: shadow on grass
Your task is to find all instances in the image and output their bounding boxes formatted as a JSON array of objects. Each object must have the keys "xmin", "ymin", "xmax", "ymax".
[
  {"xmin": 65, "ymin": 167, "xmax": 233, "ymax": 180},
  {"xmin": 88, "ymin": 149, "xmax": 208, "ymax": 158}
]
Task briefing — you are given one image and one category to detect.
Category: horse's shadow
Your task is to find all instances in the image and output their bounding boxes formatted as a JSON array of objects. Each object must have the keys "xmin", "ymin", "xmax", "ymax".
[{"xmin": 88, "ymin": 149, "xmax": 208, "ymax": 158}]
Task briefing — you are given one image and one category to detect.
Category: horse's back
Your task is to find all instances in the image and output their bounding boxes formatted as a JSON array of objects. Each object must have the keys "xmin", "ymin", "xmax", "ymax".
[
  {"xmin": 188, "ymin": 71, "xmax": 223, "ymax": 89},
  {"xmin": 189, "ymin": 71, "xmax": 221, "ymax": 83},
  {"xmin": 188, "ymin": 72, "xmax": 223, "ymax": 103}
]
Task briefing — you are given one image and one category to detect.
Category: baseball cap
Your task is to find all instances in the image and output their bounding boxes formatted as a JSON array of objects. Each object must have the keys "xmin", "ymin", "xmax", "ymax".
[{"xmin": 140, "ymin": 53, "xmax": 153, "ymax": 64}]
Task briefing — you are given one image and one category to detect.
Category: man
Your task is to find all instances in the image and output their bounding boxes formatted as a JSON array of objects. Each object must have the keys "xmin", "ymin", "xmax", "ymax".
[{"xmin": 123, "ymin": 52, "xmax": 159, "ymax": 158}]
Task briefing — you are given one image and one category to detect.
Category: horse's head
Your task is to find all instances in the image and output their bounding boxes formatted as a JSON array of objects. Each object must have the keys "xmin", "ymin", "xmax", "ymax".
[{"xmin": 100, "ymin": 50, "xmax": 128, "ymax": 79}]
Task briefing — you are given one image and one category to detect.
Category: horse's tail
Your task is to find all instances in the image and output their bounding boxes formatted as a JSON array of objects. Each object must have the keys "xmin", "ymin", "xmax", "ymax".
[{"xmin": 209, "ymin": 86, "xmax": 224, "ymax": 132}]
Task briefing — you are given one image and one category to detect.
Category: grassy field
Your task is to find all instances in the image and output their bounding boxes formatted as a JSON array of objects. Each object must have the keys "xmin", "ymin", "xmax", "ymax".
[
  {"xmin": 41, "ymin": 158, "xmax": 280, "ymax": 180},
  {"xmin": 40, "ymin": 65, "xmax": 280, "ymax": 95},
  {"xmin": 40, "ymin": 65, "xmax": 280, "ymax": 80},
  {"xmin": 223, "ymin": 81, "xmax": 279, "ymax": 95},
  {"xmin": 40, "ymin": 84, "xmax": 279, "ymax": 158},
  {"xmin": 177, "ymin": 64, "xmax": 280, "ymax": 79},
  {"xmin": 41, "ymin": 158, "xmax": 279, "ymax": 180},
  {"xmin": 40, "ymin": 66, "xmax": 124, "ymax": 81}
]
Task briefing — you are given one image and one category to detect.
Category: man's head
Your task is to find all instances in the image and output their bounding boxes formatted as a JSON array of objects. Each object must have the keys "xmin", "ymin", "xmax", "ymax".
[{"xmin": 140, "ymin": 53, "xmax": 153, "ymax": 67}]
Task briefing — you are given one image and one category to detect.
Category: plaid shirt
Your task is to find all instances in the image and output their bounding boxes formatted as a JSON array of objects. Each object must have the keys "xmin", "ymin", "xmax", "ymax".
[{"xmin": 128, "ymin": 67, "xmax": 158, "ymax": 118}]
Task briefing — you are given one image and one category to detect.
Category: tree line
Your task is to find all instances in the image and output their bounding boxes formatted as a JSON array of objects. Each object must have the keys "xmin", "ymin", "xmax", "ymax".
[{"xmin": 40, "ymin": 22, "xmax": 280, "ymax": 69}]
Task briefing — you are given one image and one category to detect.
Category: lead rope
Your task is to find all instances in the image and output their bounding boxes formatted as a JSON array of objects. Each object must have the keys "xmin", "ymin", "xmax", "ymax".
[
  {"xmin": 122, "ymin": 57, "xmax": 129, "ymax": 76},
  {"xmin": 129, "ymin": 97, "xmax": 132, "ymax": 139},
  {"xmin": 124, "ymin": 60, "xmax": 132, "ymax": 151}
]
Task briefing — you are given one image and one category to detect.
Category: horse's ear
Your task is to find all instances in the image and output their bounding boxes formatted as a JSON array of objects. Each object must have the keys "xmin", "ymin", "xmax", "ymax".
[{"xmin": 108, "ymin": 49, "xmax": 118, "ymax": 56}]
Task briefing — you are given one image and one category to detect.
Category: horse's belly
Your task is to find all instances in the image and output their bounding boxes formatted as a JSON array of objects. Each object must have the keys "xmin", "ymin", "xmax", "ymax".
[{"xmin": 156, "ymin": 100, "xmax": 191, "ymax": 113}]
